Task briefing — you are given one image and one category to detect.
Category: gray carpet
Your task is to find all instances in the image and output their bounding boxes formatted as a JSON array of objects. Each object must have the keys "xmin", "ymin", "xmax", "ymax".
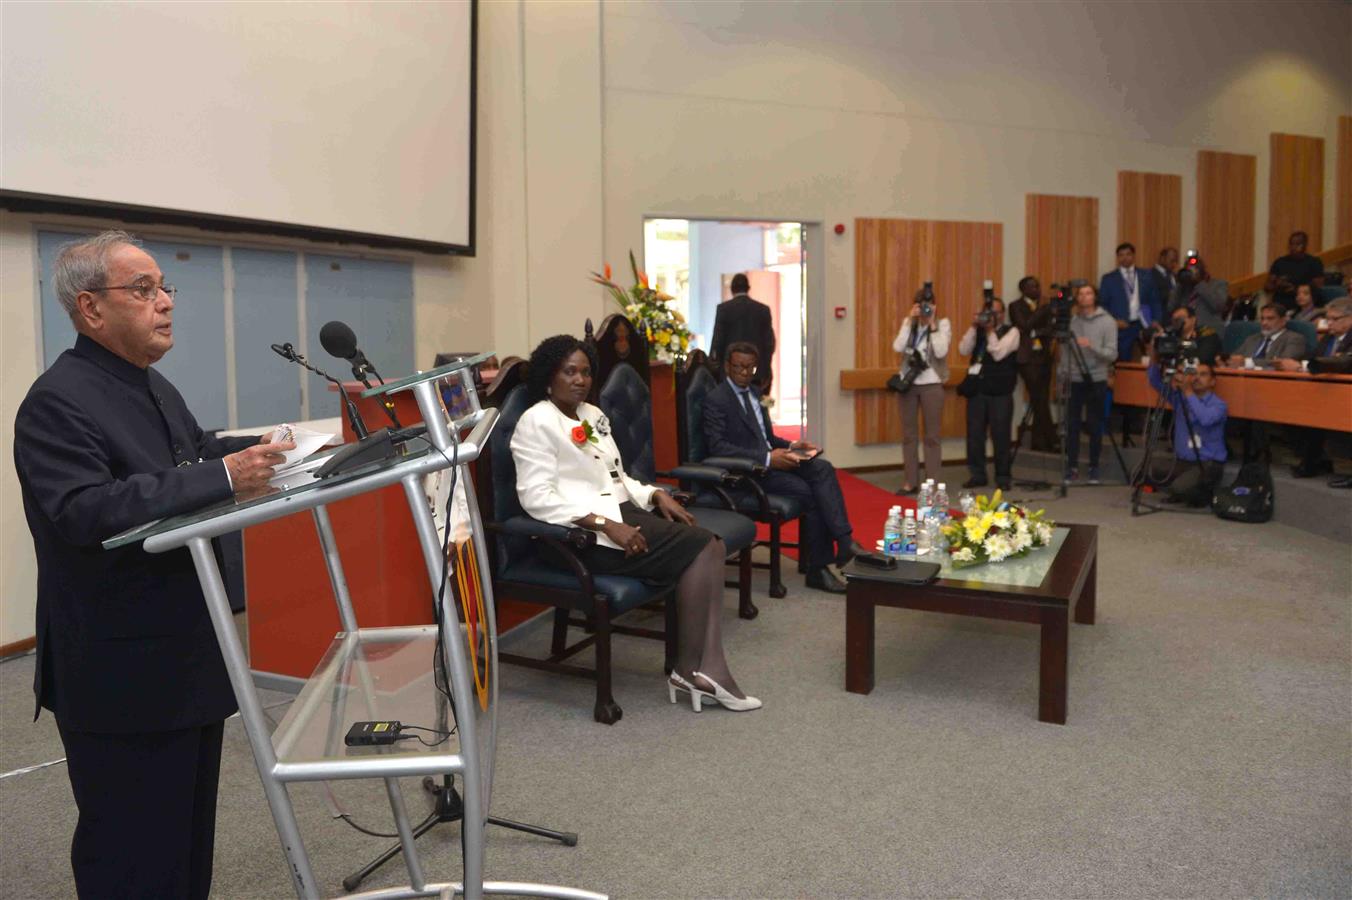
[{"xmin": 1, "ymin": 470, "xmax": 1349, "ymax": 899}]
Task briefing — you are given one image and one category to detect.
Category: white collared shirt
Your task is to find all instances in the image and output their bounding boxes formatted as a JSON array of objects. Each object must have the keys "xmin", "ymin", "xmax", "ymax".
[{"xmin": 1121, "ymin": 267, "xmax": 1141, "ymax": 322}]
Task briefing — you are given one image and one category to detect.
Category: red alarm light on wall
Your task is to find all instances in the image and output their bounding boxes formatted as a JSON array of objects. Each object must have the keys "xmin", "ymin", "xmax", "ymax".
[
  {"xmin": 834, "ymin": 306, "xmax": 847, "ymax": 319},
  {"xmin": 834, "ymin": 223, "xmax": 846, "ymax": 235}
]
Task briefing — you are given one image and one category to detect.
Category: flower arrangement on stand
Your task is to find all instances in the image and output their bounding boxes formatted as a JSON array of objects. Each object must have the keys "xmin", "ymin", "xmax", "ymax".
[
  {"xmin": 589, "ymin": 251, "xmax": 692, "ymax": 365},
  {"xmin": 940, "ymin": 490, "xmax": 1055, "ymax": 569}
]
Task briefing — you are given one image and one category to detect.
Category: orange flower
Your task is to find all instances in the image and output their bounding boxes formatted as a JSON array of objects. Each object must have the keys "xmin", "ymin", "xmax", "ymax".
[
  {"xmin": 571, "ymin": 425, "xmax": 588, "ymax": 444},
  {"xmin": 638, "ymin": 271, "xmax": 649, "ymax": 288},
  {"xmin": 604, "ymin": 263, "xmax": 612, "ymax": 281}
]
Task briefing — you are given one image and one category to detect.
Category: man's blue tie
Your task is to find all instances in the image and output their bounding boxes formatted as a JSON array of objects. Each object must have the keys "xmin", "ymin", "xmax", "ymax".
[{"xmin": 1254, "ymin": 336, "xmax": 1270, "ymax": 359}]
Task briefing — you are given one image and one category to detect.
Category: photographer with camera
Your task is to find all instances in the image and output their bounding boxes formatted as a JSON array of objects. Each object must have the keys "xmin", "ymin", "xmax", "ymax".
[
  {"xmin": 959, "ymin": 295, "xmax": 1020, "ymax": 490},
  {"xmin": 891, "ymin": 283, "xmax": 951, "ymax": 494},
  {"xmin": 1060, "ymin": 283, "xmax": 1118, "ymax": 483},
  {"xmin": 1171, "ymin": 252, "xmax": 1228, "ymax": 332},
  {"xmin": 1145, "ymin": 338, "xmax": 1228, "ymax": 506}
]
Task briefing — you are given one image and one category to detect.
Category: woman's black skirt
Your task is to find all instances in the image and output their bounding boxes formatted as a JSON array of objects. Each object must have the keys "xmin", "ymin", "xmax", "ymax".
[{"xmin": 578, "ymin": 502, "xmax": 717, "ymax": 587}]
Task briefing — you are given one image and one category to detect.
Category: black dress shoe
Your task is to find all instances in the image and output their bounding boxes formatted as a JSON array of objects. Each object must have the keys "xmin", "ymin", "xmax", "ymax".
[
  {"xmin": 1329, "ymin": 475, "xmax": 1352, "ymax": 490},
  {"xmin": 995, "ymin": 478, "xmax": 1012, "ymax": 491},
  {"xmin": 805, "ymin": 567, "xmax": 847, "ymax": 594},
  {"xmin": 894, "ymin": 484, "xmax": 918, "ymax": 496},
  {"xmin": 962, "ymin": 477, "xmax": 988, "ymax": 489},
  {"xmin": 835, "ymin": 540, "xmax": 869, "ymax": 568}
]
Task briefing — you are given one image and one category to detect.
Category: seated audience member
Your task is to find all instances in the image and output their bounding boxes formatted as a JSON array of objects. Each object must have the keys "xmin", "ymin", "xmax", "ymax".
[
  {"xmin": 1277, "ymin": 298, "xmax": 1352, "ymax": 486},
  {"xmin": 1151, "ymin": 305, "xmax": 1221, "ymax": 366},
  {"xmin": 1290, "ymin": 283, "xmax": 1324, "ymax": 323},
  {"xmin": 511, "ymin": 335, "xmax": 760, "ymax": 711},
  {"xmin": 1060, "ymin": 284, "xmax": 1118, "ymax": 483},
  {"xmin": 704, "ymin": 341, "xmax": 865, "ymax": 594},
  {"xmin": 1172, "ymin": 254, "xmax": 1228, "ymax": 332},
  {"xmin": 1145, "ymin": 353, "xmax": 1228, "ymax": 506},
  {"xmin": 1008, "ymin": 276, "xmax": 1057, "ymax": 452},
  {"xmin": 1269, "ymin": 230, "xmax": 1325, "ymax": 311},
  {"xmin": 959, "ymin": 297, "xmax": 1020, "ymax": 490},
  {"xmin": 1223, "ymin": 303, "xmax": 1305, "ymax": 369}
]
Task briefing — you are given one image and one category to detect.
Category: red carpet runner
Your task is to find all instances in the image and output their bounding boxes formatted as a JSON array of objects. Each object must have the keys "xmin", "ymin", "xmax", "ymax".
[{"xmin": 755, "ymin": 469, "xmax": 917, "ymax": 559}]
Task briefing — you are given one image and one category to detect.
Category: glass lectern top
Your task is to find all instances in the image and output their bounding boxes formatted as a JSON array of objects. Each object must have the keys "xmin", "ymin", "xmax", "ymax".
[
  {"xmin": 101, "ymin": 440, "xmax": 434, "ymax": 550},
  {"xmin": 360, "ymin": 352, "xmax": 496, "ymax": 399}
]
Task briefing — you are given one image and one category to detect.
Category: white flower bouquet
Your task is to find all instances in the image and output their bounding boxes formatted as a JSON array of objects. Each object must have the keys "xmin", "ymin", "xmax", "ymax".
[{"xmin": 940, "ymin": 489, "xmax": 1055, "ymax": 569}]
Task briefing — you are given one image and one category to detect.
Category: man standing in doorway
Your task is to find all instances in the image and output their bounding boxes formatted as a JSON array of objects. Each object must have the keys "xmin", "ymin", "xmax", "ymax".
[
  {"xmin": 13, "ymin": 231, "xmax": 293, "ymax": 898},
  {"xmin": 710, "ymin": 272, "xmax": 776, "ymax": 388}
]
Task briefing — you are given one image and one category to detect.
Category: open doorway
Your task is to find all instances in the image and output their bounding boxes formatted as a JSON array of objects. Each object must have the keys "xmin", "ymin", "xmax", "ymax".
[{"xmin": 643, "ymin": 218, "xmax": 806, "ymax": 438}]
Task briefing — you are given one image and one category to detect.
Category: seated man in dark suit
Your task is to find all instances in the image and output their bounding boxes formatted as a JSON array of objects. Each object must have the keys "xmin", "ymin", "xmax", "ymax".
[
  {"xmin": 1222, "ymin": 304, "xmax": 1306, "ymax": 369},
  {"xmin": 703, "ymin": 342, "xmax": 864, "ymax": 594},
  {"xmin": 1273, "ymin": 297, "xmax": 1352, "ymax": 485}
]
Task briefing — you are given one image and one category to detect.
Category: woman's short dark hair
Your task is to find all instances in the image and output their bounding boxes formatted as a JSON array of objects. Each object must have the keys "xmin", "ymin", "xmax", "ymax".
[{"xmin": 527, "ymin": 335, "xmax": 598, "ymax": 402}]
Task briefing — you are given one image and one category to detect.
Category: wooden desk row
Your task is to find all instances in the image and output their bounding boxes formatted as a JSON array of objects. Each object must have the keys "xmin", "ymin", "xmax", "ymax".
[{"xmin": 1112, "ymin": 362, "xmax": 1352, "ymax": 432}]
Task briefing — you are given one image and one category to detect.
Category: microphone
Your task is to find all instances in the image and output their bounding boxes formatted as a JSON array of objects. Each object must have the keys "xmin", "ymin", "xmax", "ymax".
[
  {"xmin": 270, "ymin": 340, "xmax": 370, "ymax": 440},
  {"xmin": 318, "ymin": 320, "xmax": 401, "ymax": 429}
]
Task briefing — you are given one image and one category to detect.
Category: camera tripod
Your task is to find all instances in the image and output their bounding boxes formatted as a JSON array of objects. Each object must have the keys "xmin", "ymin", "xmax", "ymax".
[{"xmin": 1129, "ymin": 360, "xmax": 1214, "ymax": 516}]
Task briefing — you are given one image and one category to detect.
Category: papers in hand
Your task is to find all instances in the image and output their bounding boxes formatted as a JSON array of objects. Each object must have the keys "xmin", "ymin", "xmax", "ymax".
[{"xmin": 269, "ymin": 423, "xmax": 337, "ymax": 473}]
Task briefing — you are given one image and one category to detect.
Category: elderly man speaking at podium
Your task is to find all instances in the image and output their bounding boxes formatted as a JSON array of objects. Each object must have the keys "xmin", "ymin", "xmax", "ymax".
[{"xmin": 13, "ymin": 231, "xmax": 293, "ymax": 898}]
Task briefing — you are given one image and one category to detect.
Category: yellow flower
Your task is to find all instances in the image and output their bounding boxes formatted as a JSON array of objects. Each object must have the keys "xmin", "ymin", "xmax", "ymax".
[
  {"xmin": 657, "ymin": 330, "xmax": 671, "ymax": 345},
  {"xmin": 680, "ymin": 334, "xmax": 689, "ymax": 349}
]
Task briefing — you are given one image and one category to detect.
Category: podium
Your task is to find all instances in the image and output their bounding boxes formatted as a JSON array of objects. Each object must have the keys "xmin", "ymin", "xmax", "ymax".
[{"xmin": 105, "ymin": 355, "xmax": 604, "ymax": 900}]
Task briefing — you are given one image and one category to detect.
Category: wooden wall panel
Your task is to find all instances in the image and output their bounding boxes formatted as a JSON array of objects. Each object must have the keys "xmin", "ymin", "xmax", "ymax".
[
  {"xmin": 853, "ymin": 218, "xmax": 1002, "ymax": 445},
  {"xmin": 1268, "ymin": 132, "xmax": 1324, "ymax": 259},
  {"xmin": 1337, "ymin": 116, "xmax": 1352, "ymax": 246},
  {"xmin": 1024, "ymin": 194, "xmax": 1099, "ymax": 287},
  {"xmin": 1195, "ymin": 150, "xmax": 1256, "ymax": 284},
  {"xmin": 1117, "ymin": 171, "xmax": 1181, "ymax": 267}
]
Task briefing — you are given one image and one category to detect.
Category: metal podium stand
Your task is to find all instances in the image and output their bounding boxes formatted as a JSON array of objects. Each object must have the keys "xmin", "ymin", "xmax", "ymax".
[{"xmin": 104, "ymin": 356, "xmax": 605, "ymax": 900}]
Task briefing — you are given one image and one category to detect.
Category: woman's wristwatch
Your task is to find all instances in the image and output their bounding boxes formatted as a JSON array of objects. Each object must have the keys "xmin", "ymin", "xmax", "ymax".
[{"xmin": 592, "ymin": 515, "xmax": 606, "ymax": 529}]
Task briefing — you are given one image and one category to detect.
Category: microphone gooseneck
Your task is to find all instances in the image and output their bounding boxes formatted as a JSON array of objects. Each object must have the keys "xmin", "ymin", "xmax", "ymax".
[{"xmin": 269, "ymin": 339, "xmax": 370, "ymax": 440}]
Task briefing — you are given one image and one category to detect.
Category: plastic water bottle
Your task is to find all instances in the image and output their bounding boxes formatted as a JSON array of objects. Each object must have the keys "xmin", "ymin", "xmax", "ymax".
[
  {"xmin": 917, "ymin": 481, "xmax": 933, "ymax": 523},
  {"xmin": 901, "ymin": 509, "xmax": 918, "ymax": 555},
  {"xmin": 926, "ymin": 517, "xmax": 944, "ymax": 553},
  {"xmin": 934, "ymin": 482, "xmax": 950, "ymax": 524},
  {"xmin": 916, "ymin": 516, "xmax": 932, "ymax": 556},
  {"xmin": 883, "ymin": 506, "xmax": 903, "ymax": 556}
]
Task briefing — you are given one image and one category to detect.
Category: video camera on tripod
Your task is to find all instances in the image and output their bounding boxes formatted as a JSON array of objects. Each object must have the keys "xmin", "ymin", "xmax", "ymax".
[
  {"xmin": 1048, "ymin": 280, "xmax": 1083, "ymax": 334},
  {"xmin": 1152, "ymin": 325, "xmax": 1199, "ymax": 376}
]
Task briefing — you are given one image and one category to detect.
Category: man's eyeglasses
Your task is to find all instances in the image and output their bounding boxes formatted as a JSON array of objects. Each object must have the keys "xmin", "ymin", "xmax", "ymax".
[
  {"xmin": 727, "ymin": 362, "xmax": 757, "ymax": 373},
  {"xmin": 89, "ymin": 281, "xmax": 177, "ymax": 303}
]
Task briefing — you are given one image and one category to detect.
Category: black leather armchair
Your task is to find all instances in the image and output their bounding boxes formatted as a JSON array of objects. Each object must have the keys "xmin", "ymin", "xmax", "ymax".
[
  {"xmin": 484, "ymin": 380, "xmax": 676, "ymax": 725},
  {"xmin": 595, "ymin": 361, "xmax": 759, "ymax": 619}
]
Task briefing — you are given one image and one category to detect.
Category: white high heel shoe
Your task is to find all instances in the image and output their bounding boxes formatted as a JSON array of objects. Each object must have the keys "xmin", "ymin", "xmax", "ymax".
[
  {"xmin": 691, "ymin": 671, "xmax": 762, "ymax": 712},
  {"xmin": 667, "ymin": 671, "xmax": 707, "ymax": 712}
]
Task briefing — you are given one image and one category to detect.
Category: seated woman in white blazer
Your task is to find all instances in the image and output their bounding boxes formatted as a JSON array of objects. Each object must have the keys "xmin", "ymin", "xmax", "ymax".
[{"xmin": 510, "ymin": 335, "xmax": 760, "ymax": 712}]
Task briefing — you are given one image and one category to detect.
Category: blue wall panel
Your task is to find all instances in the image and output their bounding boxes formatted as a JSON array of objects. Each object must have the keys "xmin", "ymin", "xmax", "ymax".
[
  {"xmin": 233, "ymin": 248, "xmax": 302, "ymax": 428},
  {"xmin": 303, "ymin": 255, "xmax": 415, "ymax": 420}
]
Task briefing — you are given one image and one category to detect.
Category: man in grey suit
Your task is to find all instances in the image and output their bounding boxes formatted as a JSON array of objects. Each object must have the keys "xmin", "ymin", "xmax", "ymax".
[
  {"xmin": 1224, "ymin": 303, "xmax": 1306, "ymax": 369},
  {"xmin": 709, "ymin": 273, "xmax": 776, "ymax": 387}
]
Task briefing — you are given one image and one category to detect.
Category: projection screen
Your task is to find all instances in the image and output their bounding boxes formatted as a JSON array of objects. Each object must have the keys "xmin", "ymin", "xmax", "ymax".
[{"xmin": 1, "ymin": 0, "xmax": 476, "ymax": 254}]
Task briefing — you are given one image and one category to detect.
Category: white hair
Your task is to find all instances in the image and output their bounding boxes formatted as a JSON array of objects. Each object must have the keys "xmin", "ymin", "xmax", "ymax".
[{"xmin": 52, "ymin": 230, "xmax": 141, "ymax": 324}]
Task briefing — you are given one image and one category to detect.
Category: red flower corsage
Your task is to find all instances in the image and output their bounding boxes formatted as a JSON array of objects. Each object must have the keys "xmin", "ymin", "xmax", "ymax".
[{"xmin": 571, "ymin": 425, "xmax": 588, "ymax": 444}]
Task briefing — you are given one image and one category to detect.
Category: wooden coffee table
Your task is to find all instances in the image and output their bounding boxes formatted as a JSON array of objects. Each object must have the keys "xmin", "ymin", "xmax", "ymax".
[{"xmin": 844, "ymin": 523, "xmax": 1097, "ymax": 724}]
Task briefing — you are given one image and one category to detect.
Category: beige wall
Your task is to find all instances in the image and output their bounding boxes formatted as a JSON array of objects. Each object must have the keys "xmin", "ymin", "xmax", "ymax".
[{"xmin": 3, "ymin": 0, "xmax": 1348, "ymax": 645}]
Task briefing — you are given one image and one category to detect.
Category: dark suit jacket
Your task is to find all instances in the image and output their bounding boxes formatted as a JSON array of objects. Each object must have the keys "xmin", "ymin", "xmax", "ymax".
[
  {"xmin": 1310, "ymin": 332, "xmax": 1352, "ymax": 373},
  {"xmin": 13, "ymin": 335, "xmax": 258, "ymax": 732},
  {"xmin": 1099, "ymin": 267, "xmax": 1162, "ymax": 327},
  {"xmin": 1007, "ymin": 297, "xmax": 1054, "ymax": 364},
  {"xmin": 709, "ymin": 294, "xmax": 775, "ymax": 373},
  {"xmin": 702, "ymin": 379, "xmax": 789, "ymax": 463}
]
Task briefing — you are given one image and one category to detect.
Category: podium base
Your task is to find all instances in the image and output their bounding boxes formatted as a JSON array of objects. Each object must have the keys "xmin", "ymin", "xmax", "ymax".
[{"xmin": 342, "ymin": 775, "xmax": 578, "ymax": 894}]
